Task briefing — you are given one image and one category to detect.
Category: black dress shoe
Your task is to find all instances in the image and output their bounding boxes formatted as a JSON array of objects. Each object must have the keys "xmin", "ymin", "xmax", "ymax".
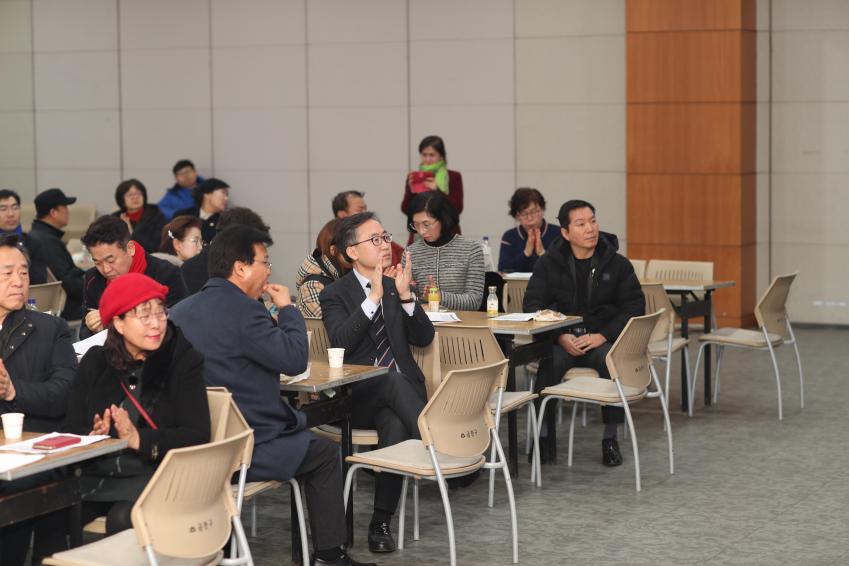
[
  {"xmin": 313, "ymin": 553, "xmax": 377, "ymax": 566},
  {"xmin": 602, "ymin": 438, "xmax": 623, "ymax": 467},
  {"xmin": 368, "ymin": 521, "xmax": 396, "ymax": 553}
]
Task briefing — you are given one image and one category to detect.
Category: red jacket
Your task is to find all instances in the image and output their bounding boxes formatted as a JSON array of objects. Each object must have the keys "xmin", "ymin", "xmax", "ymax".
[{"xmin": 401, "ymin": 169, "xmax": 464, "ymax": 244}]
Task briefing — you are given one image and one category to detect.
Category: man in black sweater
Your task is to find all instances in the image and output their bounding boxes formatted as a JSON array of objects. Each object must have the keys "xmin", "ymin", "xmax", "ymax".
[
  {"xmin": 523, "ymin": 199, "xmax": 645, "ymax": 467},
  {"xmin": 79, "ymin": 215, "xmax": 187, "ymax": 338}
]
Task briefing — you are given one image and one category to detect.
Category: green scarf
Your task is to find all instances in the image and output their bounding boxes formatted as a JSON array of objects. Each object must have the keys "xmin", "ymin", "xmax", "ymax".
[{"xmin": 420, "ymin": 160, "xmax": 449, "ymax": 194}]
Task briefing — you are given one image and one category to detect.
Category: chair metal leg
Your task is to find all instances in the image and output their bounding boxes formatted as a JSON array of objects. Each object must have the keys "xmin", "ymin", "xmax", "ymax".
[
  {"xmin": 535, "ymin": 397, "xmax": 555, "ymax": 485},
  {"xmin": 492, "ymin": 430, "xmax": 519, "ymax": 564},
  {"xmin": 581, "ymin": 403, "xmax": 587, "ymax": 427},
  {"xmin": 568, "ymin": 402, "xmax": 578, "ymax": 467},
  {"xmin": 230, "ymin": 516, "xmax": 254, "ymax": 566},
  {"xmin": 691, "ymin": 342, "xmax": 709, "ymax": 408},
  {"xmin": 413, "ymin": 479, "xmax": 420, "ymax": 541},
  {"xmin": 650, "ymin": 363, "xmax": 666, "ymax": 432},
  {"xmin": 429, "ymin": 446, "xmax": 457, "ymax": 566},
  {"xmin": 712, "ymin": 346, "xmax": 724, "ymax": 405},
  {"xmin": 527, "ymin": 403, "xmax": 541, "ymax": 487},
  {"xmin": 250, "ymin": 498, "xmax": 257, "ymax": 538},
  {"xmin": 787, "ymin": 322, "xmax": 804, "ymax": 409},
  {"xmin": 289, "ymin": 479, "xmax": 310, "ymax": 565},
  {"xmin": 398, "ymin": 476, "xmax": 408, "ymax": 549},
  {"xmin": 650, "ymin": 366, "xmax": 675, "ymax": 475},
  {"xmin": 557, "ymin": 399, "xmax": 563, "ymax": 425},
  {"xmin": 488, "ymin": 429, "xmax": 497, "ymax": 508},
  {"xmin": 684, "ymin": 346, "xmax": 693, "ymax": 417},
  {"xmin": 764, "ymin": 330, "xmax": 784, "ymax": 421},
  {"xmin": 616, "ymin": 381, "xmax": 641, "ymax": 492}
]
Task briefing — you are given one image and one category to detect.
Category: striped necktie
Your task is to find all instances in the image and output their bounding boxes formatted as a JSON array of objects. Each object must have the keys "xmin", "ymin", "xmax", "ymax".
[{"xmin": 366, "ymin": 283, "xmax": 396, "ymax": 369}]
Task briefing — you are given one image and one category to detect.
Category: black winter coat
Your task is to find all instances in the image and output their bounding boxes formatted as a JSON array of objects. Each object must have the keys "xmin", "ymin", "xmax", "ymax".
[
  {"xmin": 523, "ymin": 232, "xmax": 645, "ymax": 343},
  {"xmin": 111, "ymin": 205, "xmax": 166, "ymax": 255},
  {"xmin": 0, "ymin": 309, "xmax": 77, "ymax": 432},
  {"xmin": 27, "ymin": 220, "xmax": 85, "ymax": 320}
]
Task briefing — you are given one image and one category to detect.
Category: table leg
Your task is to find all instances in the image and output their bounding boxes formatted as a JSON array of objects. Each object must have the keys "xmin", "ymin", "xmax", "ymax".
[
  {"xmin": 679, "ymin": 294, "xmax": 690, "ymax": 412},
  {"xmin": 703, "ymin": 290, "xmax": 714, "ymax": 406},
  {"xmin": 496, "ymin": 337, "xmax": 519, "ymax": 476},
  {"xmin": 341, "ymin": 391, "xmax": 354, "ymax": 548},
  {"xmin": 290, "ymin": 484, "xmax": 302, "ymax": 565}
]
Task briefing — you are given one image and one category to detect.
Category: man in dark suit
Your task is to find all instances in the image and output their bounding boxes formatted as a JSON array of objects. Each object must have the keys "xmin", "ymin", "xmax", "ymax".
[
  {"xmin": 169, "ymin": 225, "xmax": 373, "ymax": 566},
  {"xmin": 319, "ymin": 212, "xmax": 435, "ymax": 554}
]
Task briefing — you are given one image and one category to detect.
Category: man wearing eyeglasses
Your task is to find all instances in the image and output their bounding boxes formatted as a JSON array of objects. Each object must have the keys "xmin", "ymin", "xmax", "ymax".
[
  {"xmin": 79, "ymin": 215, "xmax": 187, "ymax": 339},
  {"xmin": 320, "ymin": 211, "xmax": 435, "ymax": 554}
]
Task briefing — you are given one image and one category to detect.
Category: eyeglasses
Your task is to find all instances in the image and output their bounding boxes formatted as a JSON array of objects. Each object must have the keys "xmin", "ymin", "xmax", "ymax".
[
  {"xmin": 125, "ymin": 307, "xmax": 168, "ymax": 326},
  {"xmin": 351, "ymin": 232, "xmax": 393, "ymax": 247},
  {"xmin": 254, "ymin": 259, "xmax": 272, "ymax": 271},
  {"xmin": 409, "ymin": 220, "xmax": 438, "ymax": 233},
  {"xmin": 517, "ymin": 207, "xmax": 543, "ymax": 220},
  {"xmin": 181, "ymin": 237, "xmax": 203, "ymax": 248},
  {"xmin": 0, "ymin": 205, "xmax": 20, "ymax": 214}
]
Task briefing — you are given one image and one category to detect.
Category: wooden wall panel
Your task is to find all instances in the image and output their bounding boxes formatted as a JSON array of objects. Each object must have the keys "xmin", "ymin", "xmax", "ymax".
[
  {"xmin": 626, "ymin": 0, "xmax": 757, "ymax": 327},
  {"xmin": 627, "ymin": 174, "xmax": 756, "ymax": 246},
  {"xmin": 627, "ymin": 103, "xmax": 756, "ymax": 174},
  {"xmin": 627, "ymin": 0, "xmax": 756, "ymax": 32},
  {"xmin": 628, "ymin": 31, "xmax": 756, "ymax": 102}
]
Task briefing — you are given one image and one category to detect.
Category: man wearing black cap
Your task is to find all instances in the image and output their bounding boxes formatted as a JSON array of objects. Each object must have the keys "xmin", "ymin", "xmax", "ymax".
[
  {"xmin": 26, "ymin": 188, "xmax": 85, "ymax": 320},
  {"xmin": 173, "ymin": 177, "xmax": 229, "ymax": 244},
  {"xmin": 523, "ymin": 199, "xmax": 645, "ymax": 467}
]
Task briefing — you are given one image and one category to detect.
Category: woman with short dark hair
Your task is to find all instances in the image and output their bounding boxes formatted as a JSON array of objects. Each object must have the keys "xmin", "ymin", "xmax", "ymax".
[
  {"xmin": 295, "ymin": 219, "xmax": 350, "ymax": 318},
  {"xmin": 63, "ymin": 273, "xmax": 210, "ymax": 536},
  {"xmin": 111, "ymin": 179, "xmax": 166, "ymax": 254},
  {"xmin": 401, "ymin": 135, "xmax": 464, "ymax": 244},
  {"xmin": 498, "ymin": 187, "xmax": 559, "ymax": 273},
  {"xmin": 405, "ymin": 192, "xmax": 483, "ymax": 310}
]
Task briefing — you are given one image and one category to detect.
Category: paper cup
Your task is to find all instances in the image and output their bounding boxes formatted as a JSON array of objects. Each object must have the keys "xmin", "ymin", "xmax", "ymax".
[
  {"xmin": 327, "ymin": 348, "xmax": 345, "ymax": 369},
  {"xmin": 2, "ymin": 412, "xmax": 24, "ymax": 440}
]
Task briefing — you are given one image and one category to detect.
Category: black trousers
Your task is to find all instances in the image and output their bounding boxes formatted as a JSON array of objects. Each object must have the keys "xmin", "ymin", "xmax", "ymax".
[
  {"xmin": 349, "ymin": 370, "xmax": 427, "ymax": 517},
  {"xmin": 294, "ymin": 435, "xmax": 347, "ymax": 551},
  {"xmin": 551, "ymin": 342, "xmax": 625, "ymax": 425}
]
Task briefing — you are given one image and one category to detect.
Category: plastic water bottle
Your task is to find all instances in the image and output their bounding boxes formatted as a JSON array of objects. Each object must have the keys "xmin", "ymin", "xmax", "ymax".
[
  {"xmin": 486, "ymin": 285, "xmax": 498, "ymax": 318},
  {"xmin": 26, "ymin": 298, "xmax": 37, "ymax": 311},
  {"xmin": 481, "ymin": 236, "xmax": 495, "ymax": 272}
]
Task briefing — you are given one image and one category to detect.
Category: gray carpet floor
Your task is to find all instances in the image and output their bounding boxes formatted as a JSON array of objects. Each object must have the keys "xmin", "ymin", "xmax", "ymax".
[{"xmin": 246, "ymin": 325, "xmax": 848, "ymax": 565}]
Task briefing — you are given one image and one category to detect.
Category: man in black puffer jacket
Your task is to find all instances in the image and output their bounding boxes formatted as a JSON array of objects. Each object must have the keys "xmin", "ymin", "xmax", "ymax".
[{"xmin": 524, "ymin": 199, "xmax": 645, "ymax": 468}]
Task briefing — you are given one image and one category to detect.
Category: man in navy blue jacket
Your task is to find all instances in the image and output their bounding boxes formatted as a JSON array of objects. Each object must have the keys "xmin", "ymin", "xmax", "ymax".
[{"xmin": 170, "ymin": 225, "xmax": 374, "ymax": 566}]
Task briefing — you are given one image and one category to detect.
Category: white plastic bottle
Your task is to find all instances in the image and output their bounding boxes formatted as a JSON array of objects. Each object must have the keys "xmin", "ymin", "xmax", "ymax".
[{"xmin": 481, "ymin": 236, "xmax": 495, "ymax": 272}]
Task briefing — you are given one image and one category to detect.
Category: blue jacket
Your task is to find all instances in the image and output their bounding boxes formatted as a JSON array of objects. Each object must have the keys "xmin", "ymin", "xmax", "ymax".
[
  {"xmin": 158, "ymin": 177, "xmax": 204, "ymax": 221},
  {"xmin": 498, "ymin": 219, "xmax": 560, "ymax": 272},
  {"xmin": 169, "ymin": 277, "xmax": 312, "ymax": 481}
]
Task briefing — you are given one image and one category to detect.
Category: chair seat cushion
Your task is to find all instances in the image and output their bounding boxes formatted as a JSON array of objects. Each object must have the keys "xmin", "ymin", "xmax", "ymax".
[
  {"xmin": 542, "ymin": 375, "xmax": 646, "ymax": 404},
  {"xmin": 233, "ymin": 480, "xmax": 282, "ymax": 500},
  {"xmin": 43, "ymin": 529, "xmax": 222, "ymax": 566},
  {"xmin": 649, "ymin": 337, "xmax": 689, "ymax": 356},
  {"xmin": 346, "ymin": 439, "xmax": 485, "ymax": 478},
  {"xmin": 563, "ymin": 367, "xmax": 600, "ymax": 381},
  {"xmin": 489, "ymin": 390, "xmax": 538, "ymax": 414},
  {"xmin": 312, "ymin": 424, "xmax": 379, "ymax": 445},
  {"xmin": 83, "ymin": 516, "xmax": 106, "ymax": 535},
  {"xmin": 699, "ymin": 327, "xmax": 783, "ymax": 347}
]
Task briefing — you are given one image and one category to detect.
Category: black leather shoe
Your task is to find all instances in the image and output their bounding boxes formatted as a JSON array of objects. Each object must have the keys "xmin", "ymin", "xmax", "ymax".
[
  {"xmin": 313, "ymin": 553, "xmax": 377, "ymax": 566},
  {"xmin": 368, "ymin": 521, "xmax": 396, "ymax": 553},
  {"xmin": 602, "ymin": 438, "xmax": 623, "ymax": 467}
]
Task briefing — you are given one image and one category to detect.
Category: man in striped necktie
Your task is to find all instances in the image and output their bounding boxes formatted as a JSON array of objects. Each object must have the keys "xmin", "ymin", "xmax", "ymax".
[{"xmin": 320, "ymin": 212, "xmax": 436, "ymax": 555}]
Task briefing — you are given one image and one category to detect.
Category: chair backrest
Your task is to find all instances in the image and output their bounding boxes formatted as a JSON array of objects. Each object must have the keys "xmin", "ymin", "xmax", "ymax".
[
  {"xmin": 645, "ymin": 259, "xmax": 713, "ymax": 282},
  {"xmin": 418, "ymin": 359, "xmax": 507, "ymax": 458},
  {"xmin": 411, "ymin": 332, "xmax": 442, "ymax": 399},
  {"xmin": 206, "ymin": 387, "xmax": 232, "ymax": 443},
  {"xmin": 641, "ymin": 283, "xmax": 674, "ymax": 343},
  {"xmin": 754, "ymin": 272, "xmax": 798, "ymax": 338},
  {"xmin": 222, "ymin": 395, "xmax": 255, "ymax": 471},
  {"xmin": 28, "ymin": 281, "xmax": 66, "ymax": 315},
  {"xmin": 604, "ymin": 310, "xmax": 664, "ymax": 391},
  {"xmin": 65, "ymin": 204, "xmax": 98, "ymax": 241},
  {"xmin": 130, "ymin": 428, "xmax": 252, "ymax": 559},
  {"xmin": 630, "ymin": 259, "xmax": 647, "ymax": 282},
  {"xmin": 437, "ymin": 325, "xmax": 507, "ymax": 389},
  {"xmin": 305, "ymin": 318, "xmax": 330, "ymax": 362},
  {"xmin": 502, "ymin": 279, "xmax": 529, "ymax": 314}
]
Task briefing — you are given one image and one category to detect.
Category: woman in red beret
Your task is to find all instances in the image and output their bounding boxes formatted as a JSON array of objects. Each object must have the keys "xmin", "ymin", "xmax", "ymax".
[{"xmin": 63, "ymin": 273, "xmax": 210, "ymax": 536}]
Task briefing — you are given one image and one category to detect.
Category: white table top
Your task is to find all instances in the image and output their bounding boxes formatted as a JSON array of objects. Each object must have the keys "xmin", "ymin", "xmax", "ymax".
[
  {"xmin": 0, "ymin": 432, "xmax": 128, "ymax": 481},
  {"xmin": 280, "ymin": 362, "xmax": 387, "ymax": 393},
  {"xmin": 441, "ymin": 310, "xmax": 583, "ymax": 336}
]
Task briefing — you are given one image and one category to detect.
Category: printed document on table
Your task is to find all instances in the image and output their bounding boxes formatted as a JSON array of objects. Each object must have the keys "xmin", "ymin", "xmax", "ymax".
[
  {"xmin": 73, "ymin": 330, "xmax": 107, "ymax": 358},
  {"xmin": 425, "ymin": 311, "xmax": 461, "ymax": 323},
  {"xmin": 492, "ymin": 313, "xmax": 536, "ymax": 321},
  {"xmin": 502, "ymin": 272, "xmax": 533, "ymax": 280},
  {"xmin": 281, "ymin": 363, "xmax": 311, "ymax": 385}
]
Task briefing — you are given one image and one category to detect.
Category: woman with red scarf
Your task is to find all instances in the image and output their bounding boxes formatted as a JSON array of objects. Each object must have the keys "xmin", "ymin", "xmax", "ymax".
[{"xmin": 111, "ymin": 179, "xmax": 166, "ymax": 254}]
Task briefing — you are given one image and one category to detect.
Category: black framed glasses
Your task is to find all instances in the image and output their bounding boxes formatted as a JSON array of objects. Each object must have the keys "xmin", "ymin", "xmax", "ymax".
[{"xmin": 351, "ymin": 232, "xmax": 393, "ymax": 247}]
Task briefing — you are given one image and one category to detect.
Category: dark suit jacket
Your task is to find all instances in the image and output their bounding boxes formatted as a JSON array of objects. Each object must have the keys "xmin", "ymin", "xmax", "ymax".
[
  {"xmin": 27, "ymin": 220, "xmax": 85, "ymax": 320},
  {"xmin": 319, "ymin": 271, "xmax": 435, "ymax": 383},
  {"xmin": 169, "ymin": 278, "xmax": 311, "ymax": 481}
]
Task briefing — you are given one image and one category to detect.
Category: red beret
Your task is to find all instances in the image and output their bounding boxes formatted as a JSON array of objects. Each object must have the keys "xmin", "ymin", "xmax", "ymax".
[{"xmin": 99, "ymin": 273, "xmax": 169, "ymax": 325}]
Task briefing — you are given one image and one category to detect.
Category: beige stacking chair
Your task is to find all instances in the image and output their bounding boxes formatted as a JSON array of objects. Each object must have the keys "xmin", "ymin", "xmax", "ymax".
[
  {"xmin": 646, "ymin": 259, "xmax": 715, "ymax": 329},
  {"xmin": 343, "ymin": 360, "xmax": 517, "ymax": 566},
  {"xmin": 536, "ymin": 311, "xmax": 673, "ymax": 492},
  {"xmin": 502, "ymin": 279, "xmax": 529, "ymax": 314},
  {"xmin": 28, "ymin": 281, "xmax": 66, "ymax": 316},
  {"xmin": 45, "ymin": 430, "xmax": 254, "ymax": 566},
  {"xmin": 642, "ymin": 283, "xmax": 693, "ymax": 415},
  {"xmin": 630, "ymin": 258, "xmax": 647, "ymax": 282},
  {"xmin": 305, "ymin": 317, "xmax": 331, "ymax": 362},
  {"xmin": 691, "ymin": 272, "xmax": 803, "ymax": 421}
]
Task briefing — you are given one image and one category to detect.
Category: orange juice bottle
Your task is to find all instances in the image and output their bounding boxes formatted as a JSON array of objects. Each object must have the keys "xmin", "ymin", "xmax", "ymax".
[{"xmin": 427, "ymin": 281, "xmax": 441, "ymax": 312}]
